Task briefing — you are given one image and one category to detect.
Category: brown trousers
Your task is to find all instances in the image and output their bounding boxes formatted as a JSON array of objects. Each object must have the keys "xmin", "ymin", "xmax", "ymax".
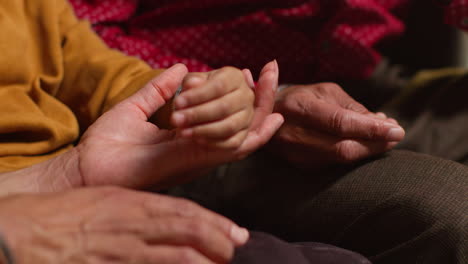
[{"xmin": 169, "ymin": 69, "xmax": 468, "ymax": 264}]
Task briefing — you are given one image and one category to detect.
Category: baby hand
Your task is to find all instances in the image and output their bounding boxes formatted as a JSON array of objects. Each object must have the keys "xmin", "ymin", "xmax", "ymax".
[{"xmin": 171, "ymin": 66, "xmax": 256, "ymax": 149}]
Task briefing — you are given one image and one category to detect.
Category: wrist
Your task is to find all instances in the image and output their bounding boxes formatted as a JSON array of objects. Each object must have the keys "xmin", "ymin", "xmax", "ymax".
[{"xmin": 0, "ymin": 148, "xmax": 82, "ymax": 196}]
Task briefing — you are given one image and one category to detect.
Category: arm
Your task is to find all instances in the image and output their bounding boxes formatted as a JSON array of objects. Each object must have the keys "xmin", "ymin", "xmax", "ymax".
[
  {"xmin": 0, "ymin": 0, "xmax": 164, "ymax": 173},
  {"xmin": 55, "ymin": 0, "xmax": 165, "ymax": 131},
  {"xmin": 0, "ymin": 186, "xmax": 248, "ymax": 264},
  {"xmin": 0, "ymin": 62, "xmax": 282, "ymax": 194}
]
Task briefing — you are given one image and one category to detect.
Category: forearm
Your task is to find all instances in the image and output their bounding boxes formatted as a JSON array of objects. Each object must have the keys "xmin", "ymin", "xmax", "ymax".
[{"xmin": 0, "ymin": 149, "xmax": 81, "ymax": 197}]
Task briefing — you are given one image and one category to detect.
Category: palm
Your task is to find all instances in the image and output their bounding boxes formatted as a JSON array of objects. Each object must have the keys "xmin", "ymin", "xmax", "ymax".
[{"xmin": 76, "ymin": 63, "xmax": 282, "ymax": 190}]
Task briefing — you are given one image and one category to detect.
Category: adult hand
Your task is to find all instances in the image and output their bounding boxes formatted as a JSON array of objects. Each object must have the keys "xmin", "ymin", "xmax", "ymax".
[
  {"xmin": 77, "ymin": 62, "xmax": 283, "ymax": 190},
  {"xmin": 0, "ymin": 62, "xmax": 283, "ymax": 194},
  {"xmin": 0, "ymin": 186, "xmax": 249, "ymax": 264},
  {"xmin": 270, "ymin": 83, "xmax": 405, "ymax": 168}
]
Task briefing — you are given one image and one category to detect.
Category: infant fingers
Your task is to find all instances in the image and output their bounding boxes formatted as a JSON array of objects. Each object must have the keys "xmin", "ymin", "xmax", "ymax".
[
  {"xmin": 198, "ymin": 129, "xmax": 250, "ymax": 150},
  {"xmin": 172, "ymin": 88, "xmax": 254, "ymax": 128},
  {"xmin": 175, "ymin": 67, "xmax": 245, "ymax": 109},
  {"xmin": 180, "ymin": 109, "xmax": 253, "ymax": 139}
]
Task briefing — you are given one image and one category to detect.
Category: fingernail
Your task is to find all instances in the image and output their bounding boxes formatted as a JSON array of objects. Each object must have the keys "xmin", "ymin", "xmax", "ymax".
[
  {"xmin": 244, "ymin": 69, "xmax": 255, "ymax": 89},
  {"xmin": 230, "ymin": 226, "xmax": 249, "ymax": 245},
  {"xmin": 376, "ymin": 112, "xmax": 387, "ymax": 119},
  {"xmin": 386, "ymin": 127, "xmax": 405, "ymax": 141},
  {"xmin": 272, "ymin": 60, "xmax": 279, "ymax": 92},
  {"xmin": 172, "ymin": 112, "xmax": 185, "ymax": 126},
  {"xmin": 175, "ymin": 96, "xmax": 187, "ymax": 109}
]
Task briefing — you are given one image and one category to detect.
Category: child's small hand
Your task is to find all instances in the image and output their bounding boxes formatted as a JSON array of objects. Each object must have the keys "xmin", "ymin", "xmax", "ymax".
[{"xmin": 171, "ymin": 66, "xmax": 256, "ymax": 148}]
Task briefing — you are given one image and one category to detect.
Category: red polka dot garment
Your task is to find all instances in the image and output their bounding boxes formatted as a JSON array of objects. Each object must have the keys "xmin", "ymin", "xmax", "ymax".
[{"xmin": 69, "ymin": 0, "xmax": 465, "ymax": 83}]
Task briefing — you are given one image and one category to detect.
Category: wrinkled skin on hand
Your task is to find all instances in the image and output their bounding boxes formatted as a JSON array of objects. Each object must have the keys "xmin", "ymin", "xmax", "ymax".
[
  {"xmin": 271, "ymin": 83, "xmax": 405, "ymax": 169},
  {"xmin": 0, "ymin": 186, "xmax": 249, "ymax": 264}
]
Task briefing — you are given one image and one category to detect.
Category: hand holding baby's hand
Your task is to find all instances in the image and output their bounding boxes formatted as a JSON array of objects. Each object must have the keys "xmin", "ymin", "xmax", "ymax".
[
  {"xmin": 75, "ymin": 61, "xmax": 282, "ymax": 190},
  {"xmin": 171, "ymin": 66, "xmax": 255, "ymax": 149}
]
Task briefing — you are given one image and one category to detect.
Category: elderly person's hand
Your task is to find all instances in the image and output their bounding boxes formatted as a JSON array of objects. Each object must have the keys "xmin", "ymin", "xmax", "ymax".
[
  {"xmin": 270, "ymin": 83, "xmax": 405, "ymax": 169},
  {"xmin": 0, "ymin": 186, "xmax": 249, "ymax": 264}
]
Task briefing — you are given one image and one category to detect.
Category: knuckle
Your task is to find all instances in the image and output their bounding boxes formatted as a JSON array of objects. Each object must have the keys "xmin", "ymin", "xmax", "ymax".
[
  {"xmin": 317, "ymin": 82, "xmax": 341, "ymax": 92},
  {"xmin": 330, "ymin": 110, "xmax": 345, "ymax": 135},
  {"xmin": 184, "ymin": 219, "xmax": 209, "ymax": 242},
  {"xmin": 172, "ymin": 198, "xmax": 200, "ymax": 217},
  {"xmin": 368, "ymin": 121, "xmax": 383, "ymax": 139},
  {"xmin": 345, "ymin": 101, "xmax": 367, "ymax": 113},
  {"xmin": 334, "ymin": 141, "xmax": 358, "ymax": 163},
  {"xmin": 177, "ymin": 247, "xmax": 199, "ymax": 263},
  {"xmin": 223, "ymin": 121, "xmax": 238, "ymax": 135},
  {"xmin": 218, "ymin": 102, "xmax": 230, "ymax": 117},
  {"xmin": 182, "ymin": 109, "xmax": 196, "ymax": 123},
  {"xmin": 229, "ymin": 135, "xmax": 244, "ymax": 148},
  {"xmin": 212, "ymin": 79, "xmax": 225, "ymax": 94},
  {"xmin": 221, "ymin": 66, "xmax": 240, "ymax": 75},
  {"xmin": 278, "ymin": 96, "xmax": 300, "ymax": 115},
  {"xmin": 221, "ymin": 66, "xmax": 243, "ymax": 82}
]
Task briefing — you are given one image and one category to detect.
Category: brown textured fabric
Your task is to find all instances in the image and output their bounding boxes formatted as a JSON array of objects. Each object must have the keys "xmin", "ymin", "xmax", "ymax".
[
  {"xmin": 171, "ymin": 69, "xmax": 468, "ymax": 262},
  {"xmin": 382, "ymin": 68, "xmax": 468, "ymax": 164},
  {"xmin": 0, "ymin": 0, "xmax": 163, "ymax": 172},
  {"xmin": 170, "ymin": 149, "xmax": 467, "ymax": 264},
  {"xmin": 169, "ymin": 70, "xmax": 468, "ymax": 263}
]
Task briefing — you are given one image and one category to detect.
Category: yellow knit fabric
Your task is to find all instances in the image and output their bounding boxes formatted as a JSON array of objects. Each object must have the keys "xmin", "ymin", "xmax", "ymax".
[{"xmin": 0, "ymin": 0, "xmax": 163, "ymax": 172}]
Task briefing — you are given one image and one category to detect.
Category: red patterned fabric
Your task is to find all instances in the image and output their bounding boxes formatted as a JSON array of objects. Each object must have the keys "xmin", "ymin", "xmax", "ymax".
[
  {"xmin": 445, "ymin": 0, "xmax": 468, "ymax": 30},
  {"xmin": 68, "ymin": 0, "xmax": 462, "ymax": 83}
]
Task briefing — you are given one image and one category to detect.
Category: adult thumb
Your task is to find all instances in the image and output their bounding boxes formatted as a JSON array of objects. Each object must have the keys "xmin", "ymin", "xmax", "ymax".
[{"xmin": 125, "ymin": 64, "xmax": 188, "ymax": 119}]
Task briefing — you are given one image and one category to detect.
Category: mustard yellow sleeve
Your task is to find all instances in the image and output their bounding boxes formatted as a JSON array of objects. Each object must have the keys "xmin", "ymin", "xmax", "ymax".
[
  {"xmin": 0, "ymin": 0, "xmax": 165, "ymax": 172},
  {"xmin": 55, "ymin": 0, "xmax": 164, "ymax": 131}
]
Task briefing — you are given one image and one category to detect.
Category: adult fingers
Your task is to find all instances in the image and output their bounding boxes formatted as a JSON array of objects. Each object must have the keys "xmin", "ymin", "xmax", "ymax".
[
  {"xmin": 85, "ymin": 217, "xmax": 235, "ymax": 263},
  {"xmin": 234, "ymin": 60, "xmax": 281, "ymax": 155},
  {"xmin": 237, "ymin": 113, "xmax": 284, "ymax": 156},
  {"xmin": 133, "ymin": 193, "xmax": 250, "ymax": 247},
  {"xmin": 84, "ymin": 234, "xmax": 216, "ymax": 264},
  {"xmin": 274, "ymin": 125, "xmax": 398, "ymax": 165},
  {"xmin": 125, "ymin": 64, "xmax": 188, "ymax": 119},
  {"xmin": 288, "ymin": 100, "xmax": 405, "ymax": 141},
  {"xmin": 83, "ymin": 233, "xmax": 148, "ymax": 262},
  {"xmin": 242, "ymin": 69, "xmax": 255, "ymax": 89},
  {"xmin": 253, "ymin": 60, "xmax": 278, "ymax": 117}
]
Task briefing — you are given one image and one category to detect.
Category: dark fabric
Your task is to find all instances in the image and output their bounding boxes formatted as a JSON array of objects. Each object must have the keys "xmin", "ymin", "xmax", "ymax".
[
  {"xmin": 383, "ymin": 71, "xmax": 468, "ymax": 165},
  {"xmin": 233, "ymin": 232, "xmax": 370, "ymax": 264},
  {"xmin": 170, "ymin": 150, "xmax": 467, "ymax": 264},
  {"xmin": 169, "ymin": 71, "xmax": 468, "ymax": 264}
]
